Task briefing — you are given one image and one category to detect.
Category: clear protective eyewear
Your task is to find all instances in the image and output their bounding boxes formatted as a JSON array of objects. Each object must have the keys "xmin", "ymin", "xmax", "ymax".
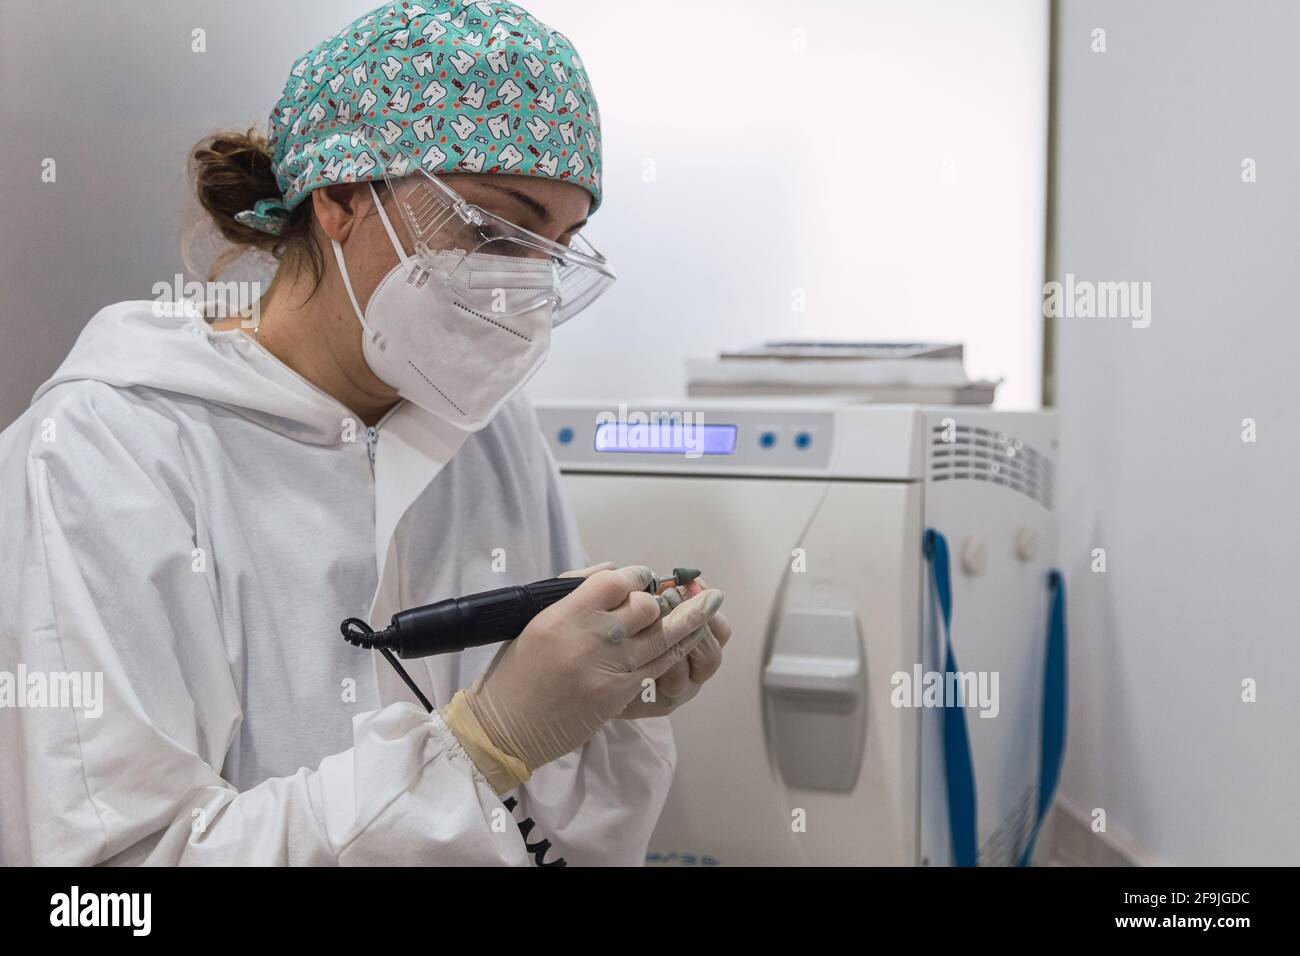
[{"xmin": 352, "ymin": 123, "xmax": 615, "ymax": 326}]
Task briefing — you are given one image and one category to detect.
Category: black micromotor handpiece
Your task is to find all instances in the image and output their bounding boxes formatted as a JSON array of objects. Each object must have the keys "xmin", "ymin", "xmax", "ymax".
[{"xmin": 341, "ymin": 568, "xmax": 702, "ymax": 659}]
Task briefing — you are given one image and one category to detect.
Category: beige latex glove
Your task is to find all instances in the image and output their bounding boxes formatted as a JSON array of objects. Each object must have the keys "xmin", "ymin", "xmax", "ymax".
[
  {"xmin": 439, "ymin": 565, "xmax": 724, "ymax": 794},
  {"xmin": 617, "ymin": 577, "xmax": 731, "ymax": 719}
]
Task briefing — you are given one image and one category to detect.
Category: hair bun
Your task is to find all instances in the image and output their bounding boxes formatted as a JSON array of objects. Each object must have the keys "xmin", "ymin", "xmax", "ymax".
[
  {"xmin": 188, "ymin": 128, "xmax": 320, "ymax": 285},
  {"xmin": 190, "ymin": 129, "xmax": 283, "ymax": 250}
]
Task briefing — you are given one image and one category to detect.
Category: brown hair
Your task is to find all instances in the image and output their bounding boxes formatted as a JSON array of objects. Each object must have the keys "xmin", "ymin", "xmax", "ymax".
[{"xmin": 188, "ymin": 128, "xmax": 323, "ymax": 290}]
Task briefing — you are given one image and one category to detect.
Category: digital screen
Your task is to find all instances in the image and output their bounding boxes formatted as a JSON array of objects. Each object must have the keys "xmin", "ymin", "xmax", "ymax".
[{"xmin": 594, "ymin": 422, "xmax": 738, "ymax": 455}]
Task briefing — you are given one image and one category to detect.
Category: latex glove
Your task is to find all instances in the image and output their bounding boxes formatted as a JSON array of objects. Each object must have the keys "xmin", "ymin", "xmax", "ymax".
[
  {"xmin": 617, "ymin": 577, "xmax": 731, "ymax": 719},
  {"xmin": 439, "ymin": 565, "xmax": 725, "ymax": 793}
]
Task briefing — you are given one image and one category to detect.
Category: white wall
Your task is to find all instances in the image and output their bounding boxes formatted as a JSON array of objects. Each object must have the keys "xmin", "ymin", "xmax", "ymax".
[
  {"xmin": 0, "ymin": 0, "xmax": 1048, "ymax": 425},
  {"xmin": 529, "ymin": 0, "xmax": 1049, "ymax": 407},
  {"xmin": 1052, "ymin": 0, "xmax": 1300, "ymax": 864}
]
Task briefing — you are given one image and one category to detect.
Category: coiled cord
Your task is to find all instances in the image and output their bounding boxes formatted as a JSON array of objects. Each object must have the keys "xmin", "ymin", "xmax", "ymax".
[
  {"xmin": 340, "ymin": 617, "xmax": 395, "ymax": 650},
  {"xmin": 341, "ymin": 618, "xmax": 432, "ymax": 712}
]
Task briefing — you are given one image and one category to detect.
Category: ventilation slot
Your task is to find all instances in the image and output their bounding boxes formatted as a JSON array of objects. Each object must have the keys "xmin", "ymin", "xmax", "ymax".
[{"xmin": 930, "ymin": 425, "xmax": 1054, "ymax": 510}]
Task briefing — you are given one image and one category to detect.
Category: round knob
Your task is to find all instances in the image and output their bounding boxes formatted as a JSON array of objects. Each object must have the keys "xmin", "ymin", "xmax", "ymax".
[
  {"xmin": 960, "ymin": 536, "xmax": 987, "ymax": 576},
  {"xmin": 1015, "ymin": 527, "xmax": 1038, "ymax": 562}
]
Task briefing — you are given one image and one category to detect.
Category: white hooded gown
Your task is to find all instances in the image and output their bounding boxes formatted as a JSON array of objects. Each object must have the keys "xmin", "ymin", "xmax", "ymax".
[{"xmin": 0, "ymin": 301, "xmax": 674, "ymax": 865}]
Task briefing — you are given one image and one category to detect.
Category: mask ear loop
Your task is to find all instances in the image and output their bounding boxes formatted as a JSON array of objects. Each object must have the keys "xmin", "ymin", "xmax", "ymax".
[
  {"xmin": 368, "ymin": 182, "xmax": 410, "ymax": 264},
  {"xmin": 331, "ymin": 182, "xmax": 411, "ymax": 326}
]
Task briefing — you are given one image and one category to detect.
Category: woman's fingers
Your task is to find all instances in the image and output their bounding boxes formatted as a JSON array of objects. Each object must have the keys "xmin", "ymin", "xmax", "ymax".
[
  {"xmin": 703, "ymin": 608, "xmax": 732, "ymax": 648},
  {"xmin": 560, "ymin": 568, "xmax": 728, "ymax": 693},
  {"xmin": 558, "ymin": 560, "xmax": 616, "ymax": 579},
  {"xmin": 676, "ymin": 578, "xmax": 730, "ymax": 645},
  {"xmin": 687, "ymin": 630, "xmax": 724, "ymax": 684},
  {"xmin": 602, "ymin": 589, "xmax": 664, "ymax": 652},
  {"xmin": 653, "ymin": 657, "xmax": 693, "ymax": 701},
  {"xmin": 573, "ymin": 565, "xmax": 655, "ymax": 612},
  {"xmin": 662, "ymin": 579, "xmax": 729, "ymax": 669},
  {"xmin": 635, "ymin": 589, "xmax": 723, "ymax": 676}
]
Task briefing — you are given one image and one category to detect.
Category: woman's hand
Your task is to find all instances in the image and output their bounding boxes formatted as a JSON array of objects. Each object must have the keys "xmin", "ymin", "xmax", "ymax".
[
  {"xmin": 616, "ymin": 576, "xmax": 731, "ymax": 719},
  {"xmin": 441, "ymin": 564, "xmax": 724, "ymax": 792}
]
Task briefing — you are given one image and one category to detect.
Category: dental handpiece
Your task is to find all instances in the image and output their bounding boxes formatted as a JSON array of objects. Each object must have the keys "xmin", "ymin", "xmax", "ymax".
[{"xmin": 341, "ymin": 568, "xmax": 701, "ymax": 659}]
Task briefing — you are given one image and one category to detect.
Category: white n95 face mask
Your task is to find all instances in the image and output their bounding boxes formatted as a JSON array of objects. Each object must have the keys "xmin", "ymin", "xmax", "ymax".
[{"xmin": 332, "ymin": 184, "xmax": 557, "ymax": 431}]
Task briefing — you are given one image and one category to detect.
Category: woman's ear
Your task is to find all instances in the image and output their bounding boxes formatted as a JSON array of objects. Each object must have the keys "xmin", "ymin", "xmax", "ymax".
[{"xmin": 312, "ymin": 183, "xmax": 373, "ymax": 243}]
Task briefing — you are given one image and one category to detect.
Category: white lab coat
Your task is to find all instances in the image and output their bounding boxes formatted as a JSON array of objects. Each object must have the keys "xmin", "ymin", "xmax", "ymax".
[{"xmin": 0, "ymin": 301, "xmax": 675, "ymax": 865}]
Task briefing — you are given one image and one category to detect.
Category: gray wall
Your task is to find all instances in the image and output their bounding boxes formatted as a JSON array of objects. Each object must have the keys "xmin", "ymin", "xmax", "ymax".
[
  {"xmin": 1051, "ymin": 0, "xmax": 1300, "ymax": 863},
  {"xmin": 0, "ymin": 0, "xmax": 314, "ymax": 419}
]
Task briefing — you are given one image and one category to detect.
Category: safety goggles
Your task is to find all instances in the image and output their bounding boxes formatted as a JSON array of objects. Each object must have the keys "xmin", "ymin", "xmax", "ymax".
[{"xmin": 352, "ymin": 124, "xmax": 615, "ymax": 326}]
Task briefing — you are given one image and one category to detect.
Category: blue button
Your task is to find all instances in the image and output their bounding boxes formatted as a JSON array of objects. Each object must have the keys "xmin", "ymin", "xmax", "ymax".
[
  {"xmin": 795, "ymin": 432, "xmax": 812, "ymax": 449},
  {"xmin": 759, "ymin": 431, "xmax": 777, "ymax": 449},
  {"xmin": 557, "ymin": 427, "xmax": 574, "ymax": 445}
]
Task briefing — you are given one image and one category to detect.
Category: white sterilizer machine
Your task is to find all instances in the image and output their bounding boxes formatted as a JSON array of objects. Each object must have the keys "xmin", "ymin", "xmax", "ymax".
[{"xmin": 535, "ymin": 398, "xmax": 1066, "ymax": 866}]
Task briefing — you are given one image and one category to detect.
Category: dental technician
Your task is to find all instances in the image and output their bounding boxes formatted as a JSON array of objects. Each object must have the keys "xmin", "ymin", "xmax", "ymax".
[{"xmin": 0, "ymin": 1, "xmax": 729, "ymax": 865}]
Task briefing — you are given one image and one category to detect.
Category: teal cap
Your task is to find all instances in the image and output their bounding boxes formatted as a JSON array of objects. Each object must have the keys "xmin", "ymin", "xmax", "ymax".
[{"xmin": 243, "ymin": 1, "xmax": 602, "ymax": 234}]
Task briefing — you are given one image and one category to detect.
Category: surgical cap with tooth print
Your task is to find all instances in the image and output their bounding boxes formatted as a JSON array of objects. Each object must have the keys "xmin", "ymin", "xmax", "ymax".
[{"xmin": 237, "ymin": 1, "xmax": 602, "ymax": 235}]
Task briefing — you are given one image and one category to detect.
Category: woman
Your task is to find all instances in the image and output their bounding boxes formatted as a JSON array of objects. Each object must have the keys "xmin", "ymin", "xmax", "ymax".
[{"xmin": 0, "ymin": 0, "xmax": 728, "ymax": 865}]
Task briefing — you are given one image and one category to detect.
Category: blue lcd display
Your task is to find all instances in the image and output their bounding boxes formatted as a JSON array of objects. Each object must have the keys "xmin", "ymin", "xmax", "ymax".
[{"xmin": 594, "ymin": 422, "xmax": 738, "ymax": 455}]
